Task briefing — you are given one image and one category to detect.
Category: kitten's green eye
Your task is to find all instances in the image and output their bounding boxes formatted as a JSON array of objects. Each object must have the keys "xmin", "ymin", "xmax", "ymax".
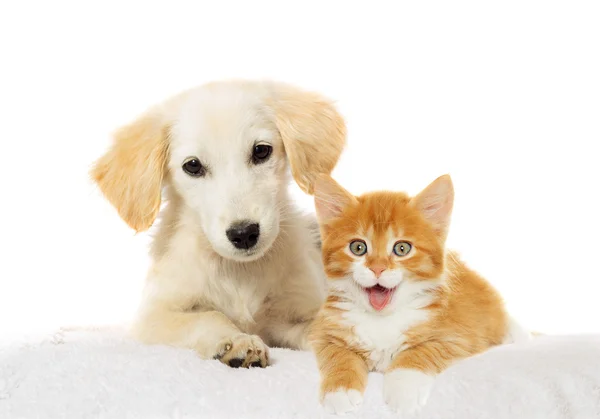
[
  {"xmin": 349, "ymin": 240, "xmax": 368, "ymax": 256},
  {"xmin": 393, "ymin": 241, "xmax": 412, "ymax": 257}
]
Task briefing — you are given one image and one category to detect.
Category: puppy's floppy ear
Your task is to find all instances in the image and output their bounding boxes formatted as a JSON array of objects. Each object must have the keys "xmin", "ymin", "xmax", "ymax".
[
  {"xmin": 269, "ymin": 84, "xmax": 346, "ymax": 195},
  {"xmin": 91, "ymin": 108, "xmax": 170, "ymax": 232}
]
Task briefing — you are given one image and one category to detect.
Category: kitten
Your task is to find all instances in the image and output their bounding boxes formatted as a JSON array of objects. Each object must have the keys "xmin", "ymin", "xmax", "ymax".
[{"xmin": 309, "ymin": 174, "xmax": 531, "ymax": 415}]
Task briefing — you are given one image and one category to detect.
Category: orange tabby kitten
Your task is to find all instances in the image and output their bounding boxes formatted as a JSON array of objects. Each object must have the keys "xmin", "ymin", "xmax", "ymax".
[{"xmin": 309, "ymin": 174, "xmax": 531, "ymax": 415}]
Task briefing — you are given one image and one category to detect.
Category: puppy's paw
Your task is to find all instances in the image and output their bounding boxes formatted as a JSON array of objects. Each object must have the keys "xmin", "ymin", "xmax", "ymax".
[
  {"xmin": 214, "ymin": 333, "xmax": 269, "ymax": 368},
  {"xmin": 383, "ymin": 369, "xmax": 434, "ymax": 415},
  {"xmin": 322, "ymin": 388, "xmax": 363, "ymax": 415}
]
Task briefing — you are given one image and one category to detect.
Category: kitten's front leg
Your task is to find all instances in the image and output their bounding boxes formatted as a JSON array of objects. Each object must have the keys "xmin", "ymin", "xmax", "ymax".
[
  {"xmin": 384, "ymin": 340, "xmax": 466, "ymax": 414},
  {"xmin": 383, "ymin": 368, "xmax": 435, "ymax": 415},
  {"xmin": 313, "ymin": 341, "xmax": 369, "ymax": 415}
]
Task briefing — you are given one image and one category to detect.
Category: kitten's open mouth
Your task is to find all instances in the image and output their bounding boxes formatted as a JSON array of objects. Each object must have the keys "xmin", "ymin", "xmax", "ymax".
[{"xmin": 365, "ymin": 284, "xmax": 397, "ymax": 311}]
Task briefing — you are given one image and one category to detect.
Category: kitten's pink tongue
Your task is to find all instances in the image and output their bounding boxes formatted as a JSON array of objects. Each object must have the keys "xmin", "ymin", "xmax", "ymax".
[{"xmin": 366, "ymin": 285, "xmax": 394, "ymax": 311}]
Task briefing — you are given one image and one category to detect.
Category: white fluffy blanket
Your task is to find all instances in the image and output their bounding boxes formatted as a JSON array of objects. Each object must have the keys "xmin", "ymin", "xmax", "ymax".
[{"xmin": 1, "ymin": 328, "xmax": 599, "ymax": 419}]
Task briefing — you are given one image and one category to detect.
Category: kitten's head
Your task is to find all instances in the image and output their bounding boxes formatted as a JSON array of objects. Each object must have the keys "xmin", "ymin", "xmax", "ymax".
[{"xmin": 314, "ymin": 174, "xmax": 454, "ymax": 313}]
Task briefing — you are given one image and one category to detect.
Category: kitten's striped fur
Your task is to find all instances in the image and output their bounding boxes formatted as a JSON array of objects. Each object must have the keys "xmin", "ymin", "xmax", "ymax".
[{"xmin": 309, "ymin": 174, "xmax": 530, "ymax": 415}]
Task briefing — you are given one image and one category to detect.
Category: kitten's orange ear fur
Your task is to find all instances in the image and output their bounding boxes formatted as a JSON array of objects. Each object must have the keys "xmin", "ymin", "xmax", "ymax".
[
  {"xmin": 411, "ymin": 174, "xmax": 454, "ymax": 238},
  {"xmin": 314, "ymin": 174, "xmax": 357, "ymax": 223},
  {"xmin": 90, "ymin": 110, "xmax": 170, "ymax": 232},
  {"xmin": 269, "ymin": 84, "xmax": 346, "ymax": 195}
]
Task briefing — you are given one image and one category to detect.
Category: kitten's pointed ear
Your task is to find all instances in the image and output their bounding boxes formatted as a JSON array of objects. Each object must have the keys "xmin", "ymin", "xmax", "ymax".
[
  {"xmin": 411, "ymin": 174, "xmax": 454, "ymax": 237},
  {"xmin": 314, "ymin": 174, "xmax": 356, "ymax": 223}
]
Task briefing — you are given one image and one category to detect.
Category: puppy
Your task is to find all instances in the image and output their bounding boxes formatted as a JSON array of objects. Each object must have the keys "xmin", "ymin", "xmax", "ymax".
[{"xmin": 91, "ymin": 80, "xmax": 346, "ymax": 368}]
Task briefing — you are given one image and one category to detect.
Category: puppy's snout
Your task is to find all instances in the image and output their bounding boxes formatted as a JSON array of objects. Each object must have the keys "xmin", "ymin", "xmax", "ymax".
[{"xmin": 226, "ymin": 221, "xmax": 260, "ymax": 250}]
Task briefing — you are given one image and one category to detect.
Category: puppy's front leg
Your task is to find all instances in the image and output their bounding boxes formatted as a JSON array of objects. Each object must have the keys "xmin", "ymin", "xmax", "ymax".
[
  {"xmin": 263, "ymin": 259, "xmax": 326, "ymax": 350},
  {"xmin": 132, "ymin": 307, "xmax": 269, "ymax": 368},
  {"xmin": 264, "ymin": 317, "xmax": 315, "ymax": 350}
]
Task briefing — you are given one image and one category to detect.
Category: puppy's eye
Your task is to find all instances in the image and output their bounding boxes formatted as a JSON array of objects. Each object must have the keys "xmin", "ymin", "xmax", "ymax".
[
  {"xmin": 393, "ymin": 241, "xmax": 412, "ymax": 257},
  {"xmin": 252, "ymin": 144, "xmax": 273, "ymax": 164},
  {"xmin": 349, "ymin": 240, "xmax": 367, "ymax": 256},
  {"xmin": 182, "ymin": 157, "xmax": 206, "ymax": 177}
]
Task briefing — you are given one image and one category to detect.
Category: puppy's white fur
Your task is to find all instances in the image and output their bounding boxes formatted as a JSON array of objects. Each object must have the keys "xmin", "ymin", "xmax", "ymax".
[{"xmin": 92, "ymin": 80, "xmax": 346, "ymax": 365}]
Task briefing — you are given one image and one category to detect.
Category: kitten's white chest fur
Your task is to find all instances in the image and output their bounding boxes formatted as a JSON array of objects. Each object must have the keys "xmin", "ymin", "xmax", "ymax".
[{"xmin": 334, "ymin": 280, "xmax": 439, "ymax": 371}]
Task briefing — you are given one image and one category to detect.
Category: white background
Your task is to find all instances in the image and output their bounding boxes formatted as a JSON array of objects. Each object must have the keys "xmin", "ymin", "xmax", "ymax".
[{"xmin": 1, "ymin": 1, "xmax": 599, "ymax": 335}]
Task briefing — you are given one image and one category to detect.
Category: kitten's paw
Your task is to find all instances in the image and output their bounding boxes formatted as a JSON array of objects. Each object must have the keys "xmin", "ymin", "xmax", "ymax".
[
  {"xmin": 214, "ymin": 333, "xmax": 269, "ymax": 368},
  {"xmin": 383, "ymin": 369, "xmax": 434, "ymax": 414},
  {"xmin": 322, "ymin": 389, "xmax": 363, "ymax": 415}
]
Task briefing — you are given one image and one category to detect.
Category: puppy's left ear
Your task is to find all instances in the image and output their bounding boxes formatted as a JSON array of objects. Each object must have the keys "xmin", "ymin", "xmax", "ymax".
[{"xmin": 269, "ymin": 84, "xmax": 346, "ymax": 195}]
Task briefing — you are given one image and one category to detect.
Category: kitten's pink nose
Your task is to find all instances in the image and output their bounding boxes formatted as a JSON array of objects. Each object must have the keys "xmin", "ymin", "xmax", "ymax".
[{"xmin": 369, "ymin": 265, "xmax": 387, "ymax": 278}]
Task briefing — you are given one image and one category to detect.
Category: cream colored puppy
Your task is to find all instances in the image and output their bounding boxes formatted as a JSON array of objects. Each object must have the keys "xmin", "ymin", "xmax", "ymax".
[{"xmin": 92, "ymin": 80, "xmax": 346, "ymax": 368}]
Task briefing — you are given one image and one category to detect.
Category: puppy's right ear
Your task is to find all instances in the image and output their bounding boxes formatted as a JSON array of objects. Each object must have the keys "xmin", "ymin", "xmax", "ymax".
[
  {"xmin": 91, "ymin": 109, "xmax": 170, "ymax": 232},
  {"xmin": 314, "ymin": 174, "xmax": 357, "ymax": 224},
  {"xmin": 268, "ymin": 83, "xmax": 346, "ymax": 195}
]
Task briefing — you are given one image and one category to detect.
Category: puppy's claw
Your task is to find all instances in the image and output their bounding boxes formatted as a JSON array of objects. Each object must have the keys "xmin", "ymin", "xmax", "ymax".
[{"xmin": 214, "ymin": 333, "xmax": 269, "ymax": 369}]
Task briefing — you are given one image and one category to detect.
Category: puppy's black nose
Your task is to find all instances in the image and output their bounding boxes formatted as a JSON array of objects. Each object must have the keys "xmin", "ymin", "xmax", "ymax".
[{"xmin": 226, "ymin": 222, "xmax": 260, "ymax": 250}]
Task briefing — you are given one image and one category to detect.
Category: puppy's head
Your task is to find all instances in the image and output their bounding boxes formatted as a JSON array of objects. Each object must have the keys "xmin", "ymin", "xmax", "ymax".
[{"xmin": 91, "ymin": 80, "xmax": 346, "ymax": 261}]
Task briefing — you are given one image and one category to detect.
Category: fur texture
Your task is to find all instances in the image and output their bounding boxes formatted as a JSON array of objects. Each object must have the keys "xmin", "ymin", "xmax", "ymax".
[
  {"xmin": 91, "ymin": 80, "xmax": 346, "ymax": 368},
  {"xmin": 309, "ymin": 174, "xmax": 531, "ymax": 414},
  {"xmin": 4, "ymin": 328, "xmax": 599, "ymax": 419}
]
